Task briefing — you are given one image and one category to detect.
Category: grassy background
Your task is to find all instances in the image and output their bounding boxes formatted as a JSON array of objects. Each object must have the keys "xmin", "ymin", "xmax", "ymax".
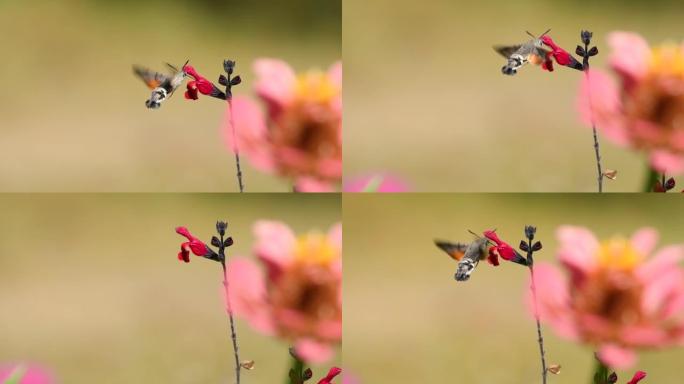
[
  {"xmin": 0, "ymin": 194, "xmax": 341, "ymax": 383},
  {"xmin": 344, "ymin": 0, "xmax": 684, "ymax": 191},
  {"xmin": 0, "ymin": 0, "xmax": 340, "ymax": 192},
  {"xmin": 343, "ymin": 194, "xmax": 684, "ymax": 383}
]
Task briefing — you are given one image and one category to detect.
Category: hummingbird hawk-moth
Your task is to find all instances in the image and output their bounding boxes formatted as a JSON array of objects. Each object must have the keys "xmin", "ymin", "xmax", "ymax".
[
  {"xmin": 434, "ymin": 231, "xmax": 491, "ymax": 282},
  {"xmin": 494, "ymin": 29, "xmax": 552, "ymax": 75},
  {"xmin": 133, "ymin": 60, "xmax": 189, "ymax": 109}
]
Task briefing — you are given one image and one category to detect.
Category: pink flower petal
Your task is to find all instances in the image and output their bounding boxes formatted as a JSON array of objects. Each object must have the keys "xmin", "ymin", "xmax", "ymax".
[
  {"xmin": 253, "ymin": 58, "xmax": 296, "ymax": 109},
  {"xmin": 328, "ymin": 61, "xmax": 342, "ymax": 89},
  {"xmin": 607, "ymin": 32, "xmax": 651, "ymax": 85},
  {"xmin": 630, "ymin": 227, "xmax": 659, "ymax": 257},
  {"xmin": 327, "ymin": 223, "xmax": 342, "ymax": 251},
  {"xmin": 226, "ymin": 257, "xmax": 276, "ymax": 335},
  {"xmin": 621, "ymin": 325, "xmax": 668, "ymax": 345},
  {"xmin": 597, "ymin": 344, "xmax": 637, "ymax": 369},
  {"xmin": 225, "ymin": 97, "xmax": 276, "ymax": 172},
  {"xmin": 295, "ymin": 338, "xmax": 335, "ymax": 364},
  {"xmin": 650, "ymin": 149, "xmax": 684, "ymax": 174},
  {"xmin": 556, "ymin": 226, "xmax": 599, "ymax": 277},
  {"xmin": 638, "ymin": 245, "xmax": 684, "ymax": 281},
  {"xmin": 0, "ymin": 363, "xmax": 55, "ymax": 384},
  {"xmin": 295, "ymin": 177, "xmax": 336, "ymax": 192},
  {"xmin": 578, "ymin": 70, "xmax": 630, "ymax": 147},
  {"xmin": 253, "ymin": 220, "xmax": 296, "ymax": 271},
  {"xmin": 528, "ymin": 263, "xmax": 579, "ymax": 340}
]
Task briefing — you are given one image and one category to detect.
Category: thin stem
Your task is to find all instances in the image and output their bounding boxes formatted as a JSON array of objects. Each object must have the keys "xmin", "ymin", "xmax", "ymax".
[
  {"xmin": 222, "ymin": 261, "xmax": 242, "ymax": 384},
  {"xmin": 584, "ymin": 70, "xmax": 603, "ymax": 193},
  {"xmin": 285, "ymin": 352, "xmax": 305, "ymax": 384},
  {"xmin": 227, "ymin": 99, "xmax": 245, "ymax": 193},
  {"xmin": 529, "ymin": 265, "xmax": 548, "ymax": 384}
]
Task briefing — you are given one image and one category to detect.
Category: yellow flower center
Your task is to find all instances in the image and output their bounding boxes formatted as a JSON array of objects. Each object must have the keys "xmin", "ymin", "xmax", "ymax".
[
  {"xmin": 294, "ymin": 71, "xmax": 339, "ymax": 104},
  {"xmin": 648, "ymin": 44, "xmax": 684, "ymax": 77},
  {"xmin": 294, "ymin": 233, "xmax": 337, "ymax": 265},
  {"xmin": 596, "ymin": 237, "xmax": 643, "ymax": 271}
]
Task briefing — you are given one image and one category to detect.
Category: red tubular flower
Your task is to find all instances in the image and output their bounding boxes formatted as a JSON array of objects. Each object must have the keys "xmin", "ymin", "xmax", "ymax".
[
  {"xmin": 627, "ymin": 371, "xmax": 647, "ymax": 384},
  {"xmin": 541, "ymin": 36, "xmax": 583, "ymax": 70},
  {"xmin": 317, "ymin": 367, "xmax": 342, "ymax": 384},
  {"xmin": 483, "ymin": 230, "xmax": 518, "ymax": 261},
  {"xmin": 175, "ymin": 226, "xmax": 213, "ymax": 262},
  {"xmin": 182, "ymin": 65, "xmax": 226, "ymax": 100}
]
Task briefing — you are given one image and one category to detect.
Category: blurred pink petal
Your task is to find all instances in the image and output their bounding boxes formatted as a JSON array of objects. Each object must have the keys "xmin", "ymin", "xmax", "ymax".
[
  {"xmin": 630, "ymin": 228, "xmax": 658, "ymax": 256},
  {"xmin": 0, "ymin": 363, "xmax": 55, "ymax": 384},
  {"xmin": 296, "ymin": 177, "xmax": 336, "ymax": 192},
  {"xmin": 341, "ymin": 372, "xmax": 361, "ymax": 384},
  {"xmin": 528, "ymin": 263, "xmax": 578, "ymax": 340},
  {"xmin": 253, "ymin": 220, "xmax": 296, "ymax": 273},
  {"xmin": 556, "ymin": 226, "xmax": 599, "ymax": 278},
  {"xmin": 253, "ymin": 58, "xmax": 296, "ymax": 109},
  {"xmin": 226, "ymin": 257, "xmax": 275, "ymax": 335},
  {"xmin": 226, "ymin": 97, "xmax": 276, "ymax": 172},
  {"xmin": 343, "ymin": 174, "xmax": 411, "ymax": 192},
  {"xmin": 607, "ymin": 32, "xmax": 651, "ymax": 84},
  {"xmin": 650, "ymin": 150, "xmax": 684, "ymax": 174},
  {"xmin": 598, "ymin": 344, "xmax": 636, "ymax": 369},
  {"xmin": 327, "ymin": 223, "xmax": 342, "ymax": 250},
  {"xmin": 578, "ymin": 70, "xmax": 630, "ymax": 147},
  {"xmin": 638, "ymin": 245, "xmax": 684, "ymax": 281},
  {"xmin": 295, "ymin": 338, "xmax": 335, "ymax": 364}
]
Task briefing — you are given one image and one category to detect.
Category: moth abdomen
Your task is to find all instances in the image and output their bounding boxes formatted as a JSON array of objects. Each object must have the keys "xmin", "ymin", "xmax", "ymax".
[{"xmin": 454, "ymin": 258, "xmax": 478, "ymax": 281}]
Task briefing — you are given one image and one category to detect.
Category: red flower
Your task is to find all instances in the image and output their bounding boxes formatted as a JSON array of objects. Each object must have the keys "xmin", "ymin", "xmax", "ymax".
[
  {"xmin": 541, "ymin": 36, "xmax": 582, "ymax": 71},
  {"xmin": 627, "ymin": 371, "xmax": 647, "ymax": 384},
  {"xmin": 183, "ymin": 65, "xmax": 226, "ymax": 100},
  {"xmin": 483, "ymin": 230, "xmax": 519, "ymax": 261},
  {"xmin": 175, "ymin": 226, "xmax": 213, "ymax": 262},
  {"xmin": 317, "ymin": 367, "xmax": 342, "ymax": 384}
]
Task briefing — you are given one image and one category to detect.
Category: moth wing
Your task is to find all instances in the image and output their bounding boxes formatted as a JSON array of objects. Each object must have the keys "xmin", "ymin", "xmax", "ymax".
[
  {"xmin": 434, "ymin": 240, "xmax": 469, "ymax": 261},
  {"xmin": 493, "ymin": 44, "xmax": 522, "ymax": 58},
  {"xmin": 133, "ymin": 65, "xmax": 171, "ymax": 90}
]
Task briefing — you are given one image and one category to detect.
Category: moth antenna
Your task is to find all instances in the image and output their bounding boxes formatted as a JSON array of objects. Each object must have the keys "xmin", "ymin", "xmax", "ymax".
[
  {"xmin": 526, "ymin": 30, "xmax": 536, "ymax": 39},
  {"xmin": 467, "ymin": 229, "xmax": 481, "ymax": 238},
  {"xmin": 540, "ymin": 28, "xmax": 551, "ymax": 37}
]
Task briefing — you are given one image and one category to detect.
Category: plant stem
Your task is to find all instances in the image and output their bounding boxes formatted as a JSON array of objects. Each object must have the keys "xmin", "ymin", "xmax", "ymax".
[
  {"xmin": 529, "ymin": 265, "xmax": 548, "ymax": 384},
  {"xmin": 584, "ymin": 70, "xmax": 603, "ymax": 193},
  {"xmin": 227, "ymin": 99, "xmax": 245, "ymax": 193},
  {"xmin": 222, "ymin": 261, "xmax": 242, "ymax": 384}
]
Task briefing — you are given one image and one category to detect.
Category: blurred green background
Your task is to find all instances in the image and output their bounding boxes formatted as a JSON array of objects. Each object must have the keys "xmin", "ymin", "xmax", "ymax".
[
  {"xmin": 0, "ymin": 194, "xmax": 341, "ymax": 383},
  {"xmin": 344, "ymin": 0, "xmax": 684, "ymax": 191},
  {"xmin": 343, "ymin": 194, "xmax": 684, "ymax": 383},
  {"xmin": 0, "ymin": 0, "xmax": 340, "ymax": 192}
]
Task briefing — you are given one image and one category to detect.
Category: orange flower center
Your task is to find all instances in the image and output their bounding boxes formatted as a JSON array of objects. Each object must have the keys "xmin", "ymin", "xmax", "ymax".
[
  {"xmin": 596, "ymin": 238, "xmax": 643, "ymax": 271},
  {"xmin": 294, "ymin": 233, "xmax": 338, "ymax": 266}
]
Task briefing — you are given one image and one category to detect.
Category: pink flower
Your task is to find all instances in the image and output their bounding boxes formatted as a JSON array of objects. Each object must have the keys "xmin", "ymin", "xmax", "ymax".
[
  {"xmin": 533, "ymin": 226, "xmax": 684, "ymax": 368},
  {"xmin": 0, "ymin": 363, "xmax": 55, "ymax": 384},
  {"xmin": 183, "ymin": 65, "xmax": 225, "ymax": 100},
  {"xmin": 343, "ymin": 174, "xmax": 410, "ymax": 192},
  {"xmin": 225, "ymin": 59, "xmax": 342, "ymax": 191},
  {"xmin": 226, "ymin": 220, "xmax": 342, "ymax": 363},
  {"xmin": 579, "ymin": 32, "xmax": 684, "ymax": 174},
  {"xmin": 317, "ymin": 367, "xmax": 342, "ymax": 384},
  {"xmin": 175, "ymin": 226, "xmax": 214, "ymax": 262}
]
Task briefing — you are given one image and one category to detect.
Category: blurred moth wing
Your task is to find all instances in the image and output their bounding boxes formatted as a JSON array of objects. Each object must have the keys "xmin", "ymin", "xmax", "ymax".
[
  {"xmin": 133, "ymin": 60, "xmax": 189, "ymax": 109},
  {"xmin": 435, "ymin": 236, "xmax": 490, "ymax": 282}
]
